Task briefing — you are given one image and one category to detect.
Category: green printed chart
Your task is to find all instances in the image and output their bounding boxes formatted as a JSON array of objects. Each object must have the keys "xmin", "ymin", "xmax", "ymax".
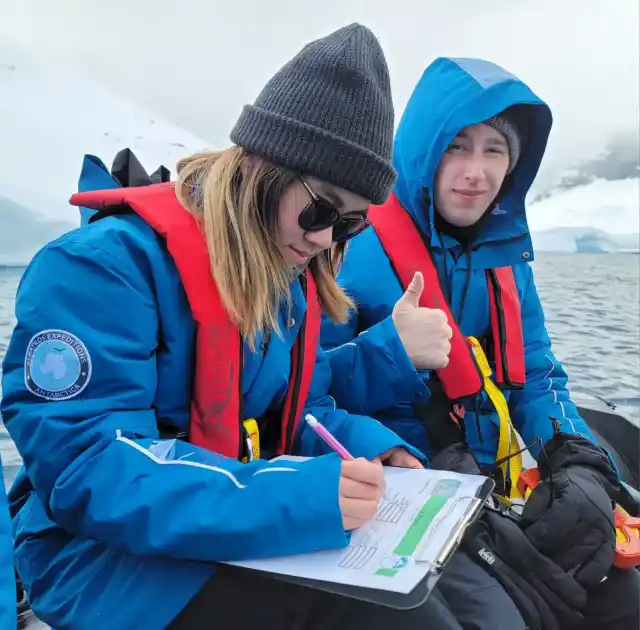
[{"xmin": 375, "ymin": 479, "xmax": 461, "ymax": 577}]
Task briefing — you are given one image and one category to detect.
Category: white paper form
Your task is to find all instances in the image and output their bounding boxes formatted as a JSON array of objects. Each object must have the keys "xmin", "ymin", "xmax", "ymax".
[{"xmin": 223, "ymin": 462, "xmax": 489, "ymax": 594}]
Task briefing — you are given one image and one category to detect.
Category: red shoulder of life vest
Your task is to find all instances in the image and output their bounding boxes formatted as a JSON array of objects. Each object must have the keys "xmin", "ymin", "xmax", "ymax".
[
  {"xmin": 368, "ymin": 193, "xmax": 525, "ymax": 401},
  {"xmin": 70, "ymin": 183, "xmax": 321, "ymax": 459}
]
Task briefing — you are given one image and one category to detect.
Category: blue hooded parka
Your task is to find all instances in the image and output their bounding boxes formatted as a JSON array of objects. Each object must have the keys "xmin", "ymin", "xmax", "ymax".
[{"xmin": 320, "ymin": 57, "xmax": 596, "ymax": 465}]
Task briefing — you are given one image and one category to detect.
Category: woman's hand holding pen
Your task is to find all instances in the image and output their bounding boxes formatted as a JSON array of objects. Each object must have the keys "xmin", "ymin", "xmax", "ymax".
[
  {"xmin": 304, "ymin": 414, "xmax": 421, "ymax": 531},
  {"xmin": 338, "ymin": 458, "xmax": 385, "ymax": 531}
]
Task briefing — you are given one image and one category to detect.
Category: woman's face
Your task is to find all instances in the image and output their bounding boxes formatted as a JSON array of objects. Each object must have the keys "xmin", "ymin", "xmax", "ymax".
[{"xmin": 275, "ymin": 175, "xmax": 371, "ymax": 266}]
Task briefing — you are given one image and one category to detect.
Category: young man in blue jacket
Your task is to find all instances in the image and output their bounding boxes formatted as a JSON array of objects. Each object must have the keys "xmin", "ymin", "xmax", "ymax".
[{"xmin": 321, "ymin": 57, "xmax": 639, "ymax": 630}]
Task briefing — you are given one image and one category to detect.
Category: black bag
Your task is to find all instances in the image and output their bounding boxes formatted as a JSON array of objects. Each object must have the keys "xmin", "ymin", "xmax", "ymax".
[{"xmin": 461, "ymin": 508, "xmax": 588, "ymax": 630}]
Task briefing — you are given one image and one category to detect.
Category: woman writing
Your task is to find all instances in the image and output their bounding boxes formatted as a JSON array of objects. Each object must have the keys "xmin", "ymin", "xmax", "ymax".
[{"xmin": 0, "ymin": 24, "xmax": 462, "ymax": 630}]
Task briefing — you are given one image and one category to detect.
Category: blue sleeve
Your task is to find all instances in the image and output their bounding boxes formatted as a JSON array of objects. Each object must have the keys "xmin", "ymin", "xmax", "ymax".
[
  {"xmin": 320, "ymin": 307, "xmax": 430, "ymax": 416},
  {"xmin": 509, "ymin": 265, "xmax": 596, "ymax": 452},
  {"xmin": 0, "ymin": 241, "xmax": 349, "ymax": 564},
  {"xmin": 0, "ymin": 461, "xmax": 15, "ymax": 630},
  {"xmin": 320, "ymin": 230, "xmax": 430, "ymax": 415},
  {"xmin": 296, "ymin": 344, "xmax": 426, "ymax": 463}
]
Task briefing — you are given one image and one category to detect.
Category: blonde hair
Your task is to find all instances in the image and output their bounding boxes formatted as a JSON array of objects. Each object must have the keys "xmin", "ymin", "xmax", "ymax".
[{"xmin": 175, "ymin": 146, "xmax": 354, "ymax": 350}]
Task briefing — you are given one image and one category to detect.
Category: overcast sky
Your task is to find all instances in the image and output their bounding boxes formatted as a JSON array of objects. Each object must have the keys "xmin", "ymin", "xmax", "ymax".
[{"xmin": 1, "ymin": 0, "xmax": 638, "ymax": 205}]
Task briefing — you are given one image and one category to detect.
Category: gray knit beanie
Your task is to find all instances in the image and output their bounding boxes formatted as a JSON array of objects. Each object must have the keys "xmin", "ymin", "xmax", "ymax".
[
  {"xmin": 484, "ymin": 115, "xmax": 521, "ymax": 174},
  {"xmin": 230, "ymin": 23, "xmax": 396, "ymax": 204}
]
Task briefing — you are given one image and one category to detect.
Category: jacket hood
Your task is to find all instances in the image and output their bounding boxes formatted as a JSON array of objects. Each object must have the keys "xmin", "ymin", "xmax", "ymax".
[
  {"xmin": 77, "ymin": 155, "xmax": 120, "ymax": 225},
  {"xmin": 393, "ymin": 57, "xmax": 553, "ymax": 248},
  {"xmin": 77, "ymin": 148, "xmax": 172, "ymax": 225}
]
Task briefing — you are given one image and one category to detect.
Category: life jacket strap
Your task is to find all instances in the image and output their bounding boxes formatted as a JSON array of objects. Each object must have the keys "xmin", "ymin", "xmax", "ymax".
[
  {"xmin": 468, "ymin": 336, "xmax": 524, "ymax": 500},
  {"xmin": 76, "ymin": 183, "xmax": 318, "ymax": 461}
]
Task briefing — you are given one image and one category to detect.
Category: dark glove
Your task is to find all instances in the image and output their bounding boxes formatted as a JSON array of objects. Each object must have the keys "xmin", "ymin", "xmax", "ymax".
[
  {"xmin": 429, "ymin": 442, "xmax": 483, "ymax": 475},
  {"xmin": 520, "ymin": 432, "xmax": 620, "ymax": 588},
  {"xmin": 463, "ymin": 508, "xmax": 587, "ymax": 630}
]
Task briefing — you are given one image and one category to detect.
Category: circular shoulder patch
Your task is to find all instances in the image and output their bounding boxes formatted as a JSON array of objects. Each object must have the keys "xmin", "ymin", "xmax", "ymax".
[{"xmin": 24, "ymin": 330, "xmax": 92, "ymax": 401}]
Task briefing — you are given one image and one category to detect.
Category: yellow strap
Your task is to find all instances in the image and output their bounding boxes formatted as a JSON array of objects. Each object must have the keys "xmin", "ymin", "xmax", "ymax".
[
  {"xmin": 241, "ymin": 418, "xmax": 260, "ymax": 463},
  {"xmin": 468, "ymin": 337, "xmax": 524, "ymax": 500}
]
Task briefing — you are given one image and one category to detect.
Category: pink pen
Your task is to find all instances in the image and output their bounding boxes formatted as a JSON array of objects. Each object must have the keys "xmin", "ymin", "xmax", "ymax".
[{"xmin": 305, "ymin": 414, "xmax": 354, "ymax": 460}]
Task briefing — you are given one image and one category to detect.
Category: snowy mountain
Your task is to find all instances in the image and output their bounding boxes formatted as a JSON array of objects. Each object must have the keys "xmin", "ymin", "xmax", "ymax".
[
  {"xmin": 0, "ymin": 45, "xmax": 211, "ymax": 225},
  {"xmin": 1, "ymin": 44, "xmax": 638, "ymax": 263},
  {"xmin": 526, "ymin": 177, "xmax": 639, "ymax": 238},
  {"xmin": 524, "ymin": 134, "xmax": 639, "ymax": 251},
  {"xmin": 526, "ymin": 134, "xmax": 639, "ymax": 252},
  {"xmin": 531, "ymin": 134, "xmax": 639, "ymax": 202},
  {"xmin": 0, "ymin": 45, "xmax": 214, "ymax": 265},
  {"xmin": 0, "ymin": 195, "xmax": 76, "ymax": 265}
]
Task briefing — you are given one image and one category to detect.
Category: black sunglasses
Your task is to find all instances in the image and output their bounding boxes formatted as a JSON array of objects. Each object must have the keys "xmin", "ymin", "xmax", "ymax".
[{"xmin": 297, "ymin": 176, "xmax": 370, "ymax": 243}]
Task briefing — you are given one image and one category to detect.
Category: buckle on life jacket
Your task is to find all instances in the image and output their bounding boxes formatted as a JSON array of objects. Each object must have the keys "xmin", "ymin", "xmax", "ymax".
[
  {"xmin": 450, "ymin": 403, "xmax": 465, "ymax": 427},
  {"xmin": 485, "ymin": 492, "xmax": 525, "ymax": 524},
  {"xmin": 414, "ymin": 379, "xmax": 467, "ymax": 451},
  {"xmin": 241, "ymin": 418, "xmax": 260, "ymax": 463}
]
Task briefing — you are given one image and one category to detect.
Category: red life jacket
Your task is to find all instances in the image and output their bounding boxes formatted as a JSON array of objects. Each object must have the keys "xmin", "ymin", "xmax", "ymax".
[
  {"xmin": 69, "ymin": 183, "xmax": 321, "ymax": 460},
  {"xmin": 368, "ymin": 193, "xmax": 526, "ymax": 401}
]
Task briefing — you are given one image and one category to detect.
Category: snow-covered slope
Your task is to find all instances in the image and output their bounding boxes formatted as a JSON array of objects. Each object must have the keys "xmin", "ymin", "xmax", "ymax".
[
  {"xmin": 1, "ymin": 45, "xmax": 638, "ymax": 262},
  {"xmin": 526, "ymin": 177, "xmax": 639, "ymax": 236},
  {"xmin": 0, "ymin": 195, "xmax": 76, "ymax": 265},
  {"xmin": 0, "ymin": 45, "xmax": 211, "ymax": 225},
  {"xmin": 527, "ymin": 176, "xmax": 639, "ymax": 252}
]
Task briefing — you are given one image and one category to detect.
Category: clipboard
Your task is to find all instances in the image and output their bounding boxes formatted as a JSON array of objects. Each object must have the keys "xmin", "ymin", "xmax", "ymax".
[{"xmin": 229, "ymin": 475, "xmax": 495, "ymax": 610}]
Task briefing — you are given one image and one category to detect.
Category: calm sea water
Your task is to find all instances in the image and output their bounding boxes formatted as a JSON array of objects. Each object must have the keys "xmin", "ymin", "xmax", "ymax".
[{"xmin": 1, "ymin": 254, "xmax": 640, "ymax": 490}]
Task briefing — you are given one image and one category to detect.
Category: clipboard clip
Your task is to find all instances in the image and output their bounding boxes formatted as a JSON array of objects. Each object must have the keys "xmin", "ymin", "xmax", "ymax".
[
  {"xmin": 432, "ymin": 496, "xmax": 483, "ymax": 570},
  {"xmin": 431, "ymin": 477, "xmax": 497, "ymax": 570}
]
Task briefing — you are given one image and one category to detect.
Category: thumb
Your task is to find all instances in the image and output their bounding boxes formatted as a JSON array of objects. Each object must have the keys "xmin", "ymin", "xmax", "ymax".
[{"xmin": 399, "ymin": 272, "xmax": 424, "ymax": 309}]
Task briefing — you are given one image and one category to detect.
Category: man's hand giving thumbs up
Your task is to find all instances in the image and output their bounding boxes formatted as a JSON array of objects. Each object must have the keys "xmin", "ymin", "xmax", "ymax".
[{"xmin": 391, "ymin": 271, "xmax": 453, "ymax": 370}]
